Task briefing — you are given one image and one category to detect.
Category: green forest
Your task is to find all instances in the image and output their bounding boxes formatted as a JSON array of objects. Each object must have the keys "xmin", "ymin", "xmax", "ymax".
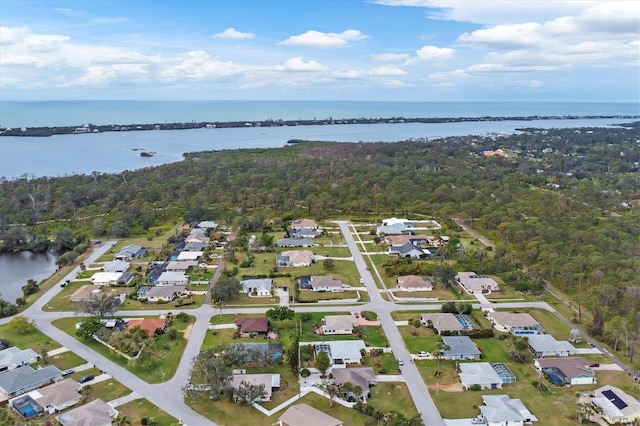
[{"xmin": 1, "ymin": 124, "xmax": 639, "ymax": 352}]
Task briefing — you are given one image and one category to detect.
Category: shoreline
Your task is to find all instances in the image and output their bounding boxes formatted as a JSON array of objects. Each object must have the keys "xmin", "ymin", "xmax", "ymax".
[{"xmin": 1, "ymin": 114, "xmax": 637, "ymax": 138}]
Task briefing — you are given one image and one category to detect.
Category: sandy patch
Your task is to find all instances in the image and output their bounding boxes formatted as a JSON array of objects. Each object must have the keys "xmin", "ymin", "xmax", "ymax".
[
  {"xmin": 427, "ymin": 383, "xmax": 464, "ymax": 392},
  {"xmin": 183, "ymin": 324, "xmax": 194, "ymax": 340}
]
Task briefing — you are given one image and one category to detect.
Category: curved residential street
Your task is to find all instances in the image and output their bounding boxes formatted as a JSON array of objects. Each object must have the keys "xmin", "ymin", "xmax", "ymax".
[{"xmin": 1, "ymin": 224, "xmax": 635, "ymax": 426}]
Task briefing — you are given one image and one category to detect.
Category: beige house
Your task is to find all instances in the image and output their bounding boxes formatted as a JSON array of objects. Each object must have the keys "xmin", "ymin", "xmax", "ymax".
[
  {"xmin": 15, "ymin": 378, "xmax": 82, "ymax": 414},
  {"xmin": 396, "ymin": 275, "xmax": 433, "ymax": 292},
  {"xmin": 420, "ymin": 313, "xmax": 463, "ymax": 334},
  {"xmin": 321, "ymin": 315, "xmax": 356, "ymax": 335},
  {"xmin": 56, "ymin": 399, "xmax": 118, "ymax": 426},
  {"xmin": 456, "ymin": 272, "xmax": 499, "ymax": 293},
  {"xmin": 487, "ymin": 312, "xmax": 545, "ymax": 336},
  {"xmin": 277, "ymin": 250, "xmax": 314, "ymax": 267},
  {"xmin": 585, "ymin": 385, "xmax": 640, "ymax": 425},
  {"xmin": 231, "ymin": 373, "xmax": 280, "ymax": 401},
  {"xmin": 278, "ymin": 403, "xmax": 343, "ymax": 426}
]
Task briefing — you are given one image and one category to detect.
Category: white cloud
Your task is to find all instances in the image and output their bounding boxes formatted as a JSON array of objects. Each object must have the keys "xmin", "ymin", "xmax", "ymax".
[
  {"xmin": 279, "ymin": 57, "xmax": 325, "ymax": 72},
  {"xmin": 384, "ymin": 79, "xmax": 411, "ymax": 87},
  {"xmin": 280, "ymin": 29, "xmax": 369, "ymax": 48},
  {"xmin": 368, "ymin": 66, "xmax": 406, "ymax": 76},
  {"xmin": 0, "ymin": 26, "xmax": 29, "ymax": 45},
  {"xmin": 371, "ymin": 53, "xmax": 411, "ymax": 61},
  {"xmin": 160, "ymin": 51, "xmax": 243, "ymax": 81},
  {"xmin": 213, "ymin": 27, "xmax": 255, "ymax": 40},
  {"xmin": 0, "ymin": 76, "xmax": 20, "ymax": 86},
  {"xmin": 415, "ymin": 45, "xmax": 455, "ymax": 60},
  {"xmin": 0, "ymin": 53, "xmax": 43, "ymax": 67}
]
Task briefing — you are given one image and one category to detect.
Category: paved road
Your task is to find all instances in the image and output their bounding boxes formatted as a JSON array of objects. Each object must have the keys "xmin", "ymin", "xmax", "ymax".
[{"xmin": 337, "ymin": 221, "xmax": 446, "ymax": 426}]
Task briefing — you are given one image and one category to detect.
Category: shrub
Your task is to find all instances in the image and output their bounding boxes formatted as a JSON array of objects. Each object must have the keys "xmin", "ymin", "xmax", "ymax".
[{"xmin": 469, "ymin": 384, "xmax": 482, "ymax": 391}]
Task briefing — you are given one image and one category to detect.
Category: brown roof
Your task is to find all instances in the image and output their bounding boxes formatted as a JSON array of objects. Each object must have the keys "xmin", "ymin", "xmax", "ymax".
[
  {"xmin": 396, "ymin": 275, "xmax": 433, "ymax": 290},
  {"xmin": 536, "ymin": 357, "xmax": 594, "ymax": 379},
  {"xmin": 420, "ymin": 313, "xmax": 463, "ymax": 332},
  {"xmin": 279, "ymin": 403, "xmax": 343, "ymax": 426},
  {"xmin": 489, "ymin": 312, "xmax": 539, "ymax": 327},
  {"xmin": 33, "ymin": 378, "xmax": 81, "ymax": 409},
  {"xmin": 332, "ymin": 367, "xmax": 376, "ymax": 390},
  {"xmin": 236, "ymin": 317, "xmax": 269, "ymax": 333},
  {"xmin": 126, "ymin": 318, "xmax": 167, "ymax": 336}
]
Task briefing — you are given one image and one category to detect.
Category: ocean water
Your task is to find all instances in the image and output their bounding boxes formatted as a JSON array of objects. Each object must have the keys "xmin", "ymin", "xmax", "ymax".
[
  {"xmin": 0, "ymin": 101, "xmax": 638, "ymax": 179},
  {"xmin": 1, "ymin": 100, "xmax": 638, "ymax": 128}
]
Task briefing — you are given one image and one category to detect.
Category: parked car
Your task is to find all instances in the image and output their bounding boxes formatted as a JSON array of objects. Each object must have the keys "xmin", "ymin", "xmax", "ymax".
[
  {"xmin": 417, "ymin": 351, "xmax": 429, "ymax": 357},
  {"xmin": 61, "ymin": 368, "xmax": 75, "ymax": 376},
  {"xmin": 79, "ymin": 375, "xmax": 94, "ymax": 384},
  {"xmin": 61, "ymin": 280, "xmax": 70, "ymax": 287},
  {"xmin": 397, "ymin": 358, "xmax": 404, "ymax": 366}
]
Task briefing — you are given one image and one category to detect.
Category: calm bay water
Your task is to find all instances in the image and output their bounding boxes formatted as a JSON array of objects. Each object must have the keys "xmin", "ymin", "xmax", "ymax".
[
  {"xmin": 0, "ymin": 101, "xmax": 638, "ymax": 179},
  {"xmin": 0, "ymin": 251, "xmax": 58, "ymax": 304}
]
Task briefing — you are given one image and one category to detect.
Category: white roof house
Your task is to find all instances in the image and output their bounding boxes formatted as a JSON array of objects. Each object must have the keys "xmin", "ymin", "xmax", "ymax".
[
  {"xmin": 420, "ymin": 313, "xmax": 463, "ymax": 334},
  {"xmin": 176, "ymin": 251, "xmax": 203, "ymax": 261},
  {"xmin": 240, "ymin": 279, "xmax": 273, "ymax": 297},
  {"xmin": 197, "ymin": 221, "xmax": 218, "ymax": 229},
  {"xmin": 479, "ymin": 394, "xmax": 537, "ymax": 426},
  {"xmin": 441, "ymin": 336, "xmax": 481, "ymax": 360},
  {"xmin": 527, "ymin": 335, "xmax": 576, "ymax": 357},
  {"xmin": 309, "ymin": 275, "xmax": 344, "ymax": 292},
  {"xmin": 146, "ymin": 285, "xmax": 186, "ymax": 302},
  {"xmin": 396, "ymin": 275, "xmax": 433, "ymax": 291},
  {"xmin": 157, "ymin": 271, "xmax": 189, "ymax": 285},
  {"xmin": 231, "ymin": 373, "xmax": 280, "ymax": 401},
  {"xmin": 277, "ymin": 250, "xmax": 314, "ymax": 267},
  {"xmin": 315, "ymin": 340, "xmax": 366, "ymax": 364},
  {"xmin": 0, "ymin": 347, "xmax": 39, "ymax": 372},
  {"xmin": 382, "ymin": 217, "xmax": 414, "ymax": 228},
  {"xmin": 102, "ymin": 260, "xmax": 129, "ymax": 273},
  {"xmin": 456, "ymin": 272, "xmax": 499, "ymax": 293},
  {"xmin": 90, "ymin": 272, "xmax": 123, "ymax": 285},
  {"xmin": 290, "ymin": 219, "xmax": 318, "ymax": 230},
  {"xmin": 459, "ymin": 363, "xmax": 503, "ymax": 390},
  {"xmin": 487, "ymin": 312, "xmax": 544, "ymax": 336},
  {"xmin": 589, "ymin": 385, "xmax": 640, "ymax": 425}
]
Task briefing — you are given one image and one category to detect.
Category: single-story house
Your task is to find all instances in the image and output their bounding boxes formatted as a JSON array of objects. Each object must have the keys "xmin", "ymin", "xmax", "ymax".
[
  {"xmin": 0, "ymin": 365, "xmax": 62, "ymax": 401},
  {"xmin": 240, "ymin": 278, "xmax": 273, "ymax": 297},
  {"xmin": 277, "ymin": 250, "xmax": 314, "ymax": 267},
  {"xmin": 126, "ymin": 318, "xmax": 168, "ymax": 337},
  {"xmin": 11, "ymin": 378, "xmax": 81, "ymax": 415},
  {"xmin": 183, "ymin": 241, "xmax": 207, "ymax": 252},
  {"xmin": 376, "ymin": 225, "xmax": 413, "ymax": 236},
  {"xmin": 457, "ymin": 272, "xmax": 500, "ymax": 293},
  {"xmin": 176, "ymin": 251, "xmax": 203, "ymax": 261},
  {"xmin": 277, "ymin": 238, "xmax": 314, "ymax": 248},
  {"xmin": 309, "ymin": 275, "xmax": 344, "ymax": 292},
  {"xmin": 487, "ymin": 312, "xmax": 545, "ymax": 336},
  {"xmin": 102, "ymin": 260, "xmax": 129, "ymax": 273},
  {"xmin": 289, "ymin": 228, "xmax": 322, "ymax": 239},
  {"xmin": 459, "ymin": 363, "xmax": 504, "ymax": 390},
  {"xmin": 114, "ymin": 244, "xmax": 146, "ymax": 261},
  {"xmin": 321, "ymin": 315, "xmax": 356, "ymax": 335},
  {"xmin": 535, "ymin": 357, "xmax": 596, "ymax": 385},
  {"xmin": 236, "ymin": 317, "xmax": 269, "ymax": 337},
  {"xmin": 70, "ymin": 285, "xmax": 103, "ymax": 302},
  {"xmin": 441, "ymin": 336, "xmax": 481, "ymax": 360},
  {"xmin": 116, "ymin": 272, "xmax": 134, "ymax": 285},
  {"xmin": 146, "ymin": 285, "xmax": 186, "ymax": 302},
  {"xmin": 231, "ymin": 373, "xmax": 280, "ymax": 401},
  {"xmin": 197, "ymin": 220, "xmax": 218, "ymax": 230},
  {"xmin": 56, "ymin": 398, "xmax": 118, "ymax": 426},
  {"xmin": 290, "ymin": 219, "xmax": 318, "ymax": 230},
  {"xmin": 382, "ymin": 217, "xmax": 414, "ymax": 228},
  {"xmin": 185, "ymin": 229, "xmax": 209, "ymax": 244},
  {"xmin": 420, "ymin": 313, "xmax": 464, "ymax": 335},
  {"xmin": 388, "ymin": 243, "xmax": 425, "ymax": 258},
  {"xmin": 587, "ymin": 385, "xmax": 640, "ymax": 425},
  {"xmin": 0, "ymin": 347, "xmax": 39, "ymax": 372},
  {"xmin": 315, "ymin": 340, "xmax": 366, "ymax": 365},
  {"xmin": 396, "ymin": 275, "xmax": 433, "ymax": 292},
  {"xmin": 157, "ymin": 271, "xmax": 189, "ymax": 285},
  {"xmin": 165, "ymin": 260, "xmax": 198, "ymax": 271},
  {"xmin": 278, "ymin": 403, "xmax": 343, "ymax": 426},
  {"xmin": 332, "ymin": 367, "xmax": 376, "ymax": 401},
  {"xmin": 90, "ymin": 272, "xmax": 123, "ymax": 285},
  {"xmin": 527, "ymin": 335, "xmax": 576, "ymax": 358},
  {"xmin": 479, "ymin": 394, "xmax": 538, "ymax": 425}
]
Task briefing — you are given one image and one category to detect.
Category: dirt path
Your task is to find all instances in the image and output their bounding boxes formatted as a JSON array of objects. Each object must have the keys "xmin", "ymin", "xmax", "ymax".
[
  {"xmin": 183, "ymin": 324, "xmax": 193, "ymax": 340},
  {"xmin": 426, "ymin": 383, "xmax": 464, "ymax": 392}
]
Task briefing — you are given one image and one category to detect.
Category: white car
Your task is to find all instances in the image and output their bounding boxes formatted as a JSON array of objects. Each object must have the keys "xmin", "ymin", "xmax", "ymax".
[
  {"xmin": 397, "ymin": 358, "xmax": 404, "ymax": 366},
  {"xmin": 417, "ymin": 351, "xmax": 429, "ymax": 358}
]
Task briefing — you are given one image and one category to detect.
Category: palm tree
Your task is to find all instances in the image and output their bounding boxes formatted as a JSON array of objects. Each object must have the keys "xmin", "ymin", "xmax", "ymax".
[
  {"xmin": 112, "ymin": 416, "xmax": 132, "ymax": 426},
  {"xmin": 433, "ymin": 337, "xmax": 450, "ymax": 377}
]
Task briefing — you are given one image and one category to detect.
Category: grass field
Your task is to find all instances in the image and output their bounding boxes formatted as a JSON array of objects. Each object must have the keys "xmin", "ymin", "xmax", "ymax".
[
  {"xmin": 118, "ymin": 399, "xmax": 179, "ymax": 425},
  {"xmin": 0, "ymin": 320, "xmax": 61, "ymax": 353}
]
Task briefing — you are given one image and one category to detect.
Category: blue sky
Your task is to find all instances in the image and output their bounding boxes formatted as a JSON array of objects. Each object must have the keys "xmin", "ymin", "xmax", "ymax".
[{"xmin": 1, "ymin": 0, "xmax": 638, "ymax": 101}]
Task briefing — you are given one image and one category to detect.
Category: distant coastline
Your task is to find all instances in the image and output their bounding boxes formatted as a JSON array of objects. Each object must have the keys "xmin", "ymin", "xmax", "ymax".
[{"xmin": 1, "ymin": 114, "xmax": 637, "ymax": 138}]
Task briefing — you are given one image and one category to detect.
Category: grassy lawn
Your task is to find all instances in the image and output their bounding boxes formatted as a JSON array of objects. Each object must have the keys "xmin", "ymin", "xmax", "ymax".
[
  {"xmin": 221, "ymin": 293, "xmax": 281, "ymax": 307},
  {"xmin": 0, "ymin": 321, "xmax": 61, "ymax": 353},
  {"xmin": 117, "ymin": 398, "xmax": 179, "ymax": 425},
  {"xmin": 369, "ymin": 382, "xmax": 419, "ymax": 418},
  {"xmin": 86, "ymin": 378, "xmax": 132, "ymax": 402},
  {"xmin": 48, "ymin": 351, "xmax": 86, "ymax": 371},
  {"xmin": 296, "ymin": 289, "xmax": 368, "ymax": 303},
  {"xmin": 360, "ymin": 352, "xmax": 399, "ymax": 374},
  {"xmin": 186, "ymin": 388, "xmax": 371, "ymax": 426},
  {"xmin": 52, "ymin": 314, "xmax": 195, "ymax": 384}
]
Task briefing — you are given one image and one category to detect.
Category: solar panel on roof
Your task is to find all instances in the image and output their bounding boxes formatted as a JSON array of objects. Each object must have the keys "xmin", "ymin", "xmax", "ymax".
[{"xmin": 603, "ymin": 389, "xmax": 629, "ymax": 410}]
